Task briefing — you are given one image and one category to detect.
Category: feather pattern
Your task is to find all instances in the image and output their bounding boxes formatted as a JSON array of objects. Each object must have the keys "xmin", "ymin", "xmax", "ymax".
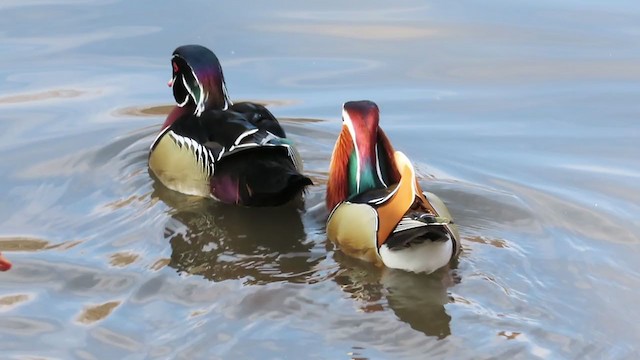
[
  {"xmin": 150, "ymin": 44, "xmax": 312, "ymax": 206},
  {"xmin": 167, "ymin": 131, "xmax": 215, "ymax": 176},
  {"xmin": 325, "ymin": 100, "xmax": 460, "ymax": 273},
  {"xmin": 326, "ymin": 126, "xmax": 354, "ymax": 210}
]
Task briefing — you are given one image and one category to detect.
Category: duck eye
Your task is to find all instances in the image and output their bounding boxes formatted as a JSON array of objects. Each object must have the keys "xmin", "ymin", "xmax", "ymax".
[{"xmin": 172, "ymin": 62, "xmax": 179, "ymax": 73}]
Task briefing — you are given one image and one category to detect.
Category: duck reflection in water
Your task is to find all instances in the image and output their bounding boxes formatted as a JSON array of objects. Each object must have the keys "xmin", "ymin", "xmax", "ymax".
[
  {"xmin": 333, "ymin": 251, "xmax": 458, "ymax": 339},
  {"xmin": 152, "ymin": 181, "xmax": 319, "ymax": 284}
]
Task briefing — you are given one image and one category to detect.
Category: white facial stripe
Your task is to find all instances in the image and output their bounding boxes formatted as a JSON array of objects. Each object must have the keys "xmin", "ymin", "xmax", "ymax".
[
  {"xmin": 374, "ymin": 143, "xmax": 387, "ymax": 187},
  {"xmin": 181, "ymin": 74, "xmax": 196, "ymax": 107},
  {"xmin": 177, "ymin": 94, "xmax": 189, "ymax": 107},
  {"xmin": 342, "ymin": 107, "xmax": 361, "ymax": 193},
  {"xmin": 221, "ymin": 78, "xmax": 232, "ymax": 109},
  {"xmin": 173, "ymin": 55, "xmax": 206, "ymax": 116},
  {"xmin": 187, "ymin": 65, "xmax": 206, "ymax": 116}
]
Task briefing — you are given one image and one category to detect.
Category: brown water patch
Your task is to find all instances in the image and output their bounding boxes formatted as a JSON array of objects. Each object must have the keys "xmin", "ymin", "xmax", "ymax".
[
  {"xmin": 466, "ymin": 236, "xmax": 510, "ymax": 249},
  {"xmin": 0, "ymin": 89, "xmax": 90, "ymax": 105},
  {"xmin": 0, "ymin": 294, "xmax": 31, "ymax": 310},
  {"xmin": 149, "ymin": 258, "xmax": 170, "ymax": 271},
  {"xmin": 103, "ymin": 195, "xmax": 147, "ymax": 211},
  {"xmin": 46, "ymin": 240, "xmax": 85, "ymax": 251},
  {"xmin": 0, "ymin": 236, "xmax": 84, "ymax": 252},
  {"xmin": 499, "ymin": 331, "xmax": 522, "ymax": 340},
  {"xmin": 0, "ymin": 237, "xmax": 49, "ymax": 251},
  {"xmin": 113, "ymin": 105, "xmax": 173, "ymax": 117},
  {"xmin": 109, "ymin": 252, "xmax": 140, "ymax": 267},
  {"xmin": 113, "ymin": 99, "xmax": 301, "ymax": 119},
  {"xmin": 189, "ymin": 309, "xmax": 208, "ymax": 318},
  {"xmin": 77, "ymin": 301, "xmax": 121, "ymax": 325}
]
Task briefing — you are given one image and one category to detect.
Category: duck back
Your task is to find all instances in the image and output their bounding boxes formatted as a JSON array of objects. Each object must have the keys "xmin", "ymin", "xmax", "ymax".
[{"xmin": 149, "ymin": 109, "xmax": 312, "ymax": 206}]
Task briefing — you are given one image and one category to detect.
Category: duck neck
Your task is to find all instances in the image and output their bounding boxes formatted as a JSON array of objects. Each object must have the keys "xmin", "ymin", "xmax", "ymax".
[
  {"xmin": 347, "ymin": 140, "xmax": 388, "ymax": 196},
  {"xmin": 161, "ymin": 105, "xmax": 193, "ymax": 130}
]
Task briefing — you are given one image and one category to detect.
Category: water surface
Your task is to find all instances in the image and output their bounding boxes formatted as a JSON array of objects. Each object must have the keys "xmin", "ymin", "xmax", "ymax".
[{"xmin": 1, "ymin": 0, "xmax": 639, "ymax": 358}]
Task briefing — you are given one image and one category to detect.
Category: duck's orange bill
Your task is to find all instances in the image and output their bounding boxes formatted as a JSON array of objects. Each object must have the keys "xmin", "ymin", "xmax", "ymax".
[{"xmin": 0, "ymin": 253, "xmax": 11, "ymax": 271}]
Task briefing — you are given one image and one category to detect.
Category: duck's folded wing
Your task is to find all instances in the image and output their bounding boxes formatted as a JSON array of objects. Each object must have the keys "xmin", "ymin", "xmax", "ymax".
[
  {"xmin": 229, "ymin": 102, "xmax": 287, "ymax": 138},
  {"xmin": 423, "ymin": 191, "xmax": 461, "ymax": 257},
  {"xmin": 168, "ymin": 109, "xmax": 296, "ymax": 164},
  {"xmin": 384, "ymin": 215, "xmax": 451, "ymax": 250}
]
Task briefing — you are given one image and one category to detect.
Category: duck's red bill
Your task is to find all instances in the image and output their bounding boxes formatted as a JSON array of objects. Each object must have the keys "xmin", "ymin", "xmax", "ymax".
[{"xmin": 0, "ymin": 254, "xmax": 11, "ymax": 271}]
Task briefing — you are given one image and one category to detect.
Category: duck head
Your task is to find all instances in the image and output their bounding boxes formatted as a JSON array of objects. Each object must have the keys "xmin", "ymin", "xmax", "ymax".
[
  {"xmin": 0, "ymin": 252, "xmax": 11, "ymax": 271},
  {"xmin": 326, "ymin": 100, "xmax": 401, "ymax": 210},
  {"xmin": 168, "ymin": 44, "xmax": 231, "ymax": 116}
]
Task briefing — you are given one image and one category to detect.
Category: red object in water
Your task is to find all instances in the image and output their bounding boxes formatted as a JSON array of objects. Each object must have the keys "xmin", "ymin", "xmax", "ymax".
[{"xmin": 0, "ymin": 252, "xmax": 11, "ymax": 271}]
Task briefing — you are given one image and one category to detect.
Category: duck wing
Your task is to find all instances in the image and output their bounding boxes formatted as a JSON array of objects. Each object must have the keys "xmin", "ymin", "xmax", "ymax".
[
  {"xmin": 229, "ymin": 102, "xmax": 287, "ymax": 138},
  {"xmin": 369, "ymin": 152, "xmax": 459, "ymax": 256},
  {"xmin": 168, "ymin": 109, "xmax": 293, "ymax": 162}
]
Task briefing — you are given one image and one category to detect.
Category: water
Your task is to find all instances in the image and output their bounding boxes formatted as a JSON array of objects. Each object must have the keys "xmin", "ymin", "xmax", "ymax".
[{"xmin": 1, "ymin": 0, "xmax": 639, "ymax": 358}]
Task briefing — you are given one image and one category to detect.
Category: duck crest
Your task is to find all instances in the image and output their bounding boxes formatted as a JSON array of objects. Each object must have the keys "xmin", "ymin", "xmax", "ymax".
[
  {"xmin": 170, "ymin": 45, "xmax": 231, "ymax": 115},
  {"xmin": 326, "ymin": 111, "xmax": 399, "ymax": 210}
]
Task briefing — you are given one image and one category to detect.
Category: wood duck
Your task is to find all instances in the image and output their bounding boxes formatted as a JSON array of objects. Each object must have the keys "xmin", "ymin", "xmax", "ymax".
[
  {"xmin": 326, "ymin": 100, "xmax": 461, "ymax": 274},
  {"xmin": 0, "ymin": 252, "xmax": 11, "ymax": 271},
  {"xmin": 149, "ymin": 45, "xmax": 312, "ymax": 206}
]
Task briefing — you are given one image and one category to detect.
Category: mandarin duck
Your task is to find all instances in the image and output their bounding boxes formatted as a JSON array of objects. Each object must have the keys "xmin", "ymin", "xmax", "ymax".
[
  {"xmin": 0, "ymin": 252, "xmax": 11, "ymax": 271},
  {"xmin": 149, "ymin": 45, "xmax": 312, "ymax": 206},
  {"xmin": 326, "ymin": 101, "xmax": 461, "ymax": 274}
]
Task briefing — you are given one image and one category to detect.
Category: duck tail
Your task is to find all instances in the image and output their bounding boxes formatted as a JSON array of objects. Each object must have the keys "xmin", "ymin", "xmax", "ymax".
[
  {"xmin": 213, "ymin": 149, "xmax": 313, "ymax": 207},
  {"xmin": 384, "ymin": 215, "xmax": 452, "ymax": 250}
]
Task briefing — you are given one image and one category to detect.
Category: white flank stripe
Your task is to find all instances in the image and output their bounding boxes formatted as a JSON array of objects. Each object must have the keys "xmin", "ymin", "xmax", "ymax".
[
  {"xmin": 172, "ymin": 133, "xmax": 186, "ymax": 147},
  {"xmin": 150, "ymin": 127, "xmax": 172, "ymax": 150},
  {"xmin": 186, "ymin": 64, "xmax": 206, "ymax": 117},
  {"xmin": 234, "ymin": 128, "xmax": 260, "ymax": 145},
  {"xmin": 181, "ymin": 74, "xmax": 196, "ymax": 111},
  {"xmin": 394, "ymin": 217, "xmax": 429, "ymax": 233},
  {"xmin": 368, "ymin": 185, "xmax": 400, "ymax": 206}
]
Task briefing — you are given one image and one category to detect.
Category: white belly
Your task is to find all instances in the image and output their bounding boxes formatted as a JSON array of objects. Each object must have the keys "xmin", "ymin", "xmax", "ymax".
[{"xmin": 378, "ymin": 239, "xmax": 453, "ymax": 274}]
